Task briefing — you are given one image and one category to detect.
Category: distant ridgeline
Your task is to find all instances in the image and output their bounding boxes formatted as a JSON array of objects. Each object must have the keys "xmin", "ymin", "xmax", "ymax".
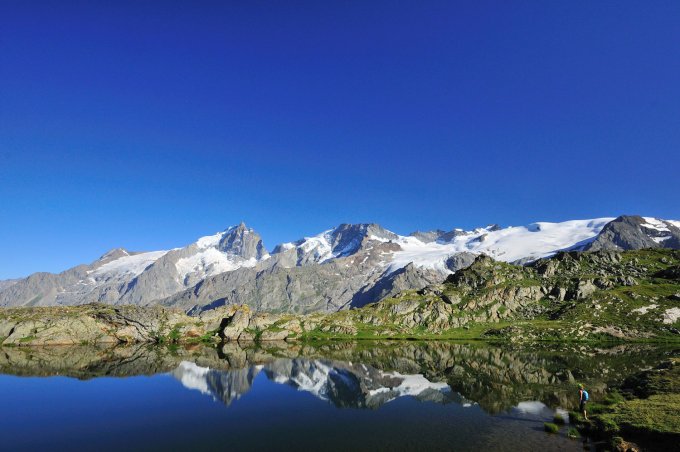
[
  {"xmin": 0, "ymin": 215, "xmax": 679, "ymax": 319},
  {"xmin": 0, "ymin": 246, "xmax": 678, "ymax": 345}
]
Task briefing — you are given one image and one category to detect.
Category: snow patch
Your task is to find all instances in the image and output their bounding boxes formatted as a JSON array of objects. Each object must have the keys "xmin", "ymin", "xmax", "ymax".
[
  {"xmin": 298, "ymin": 231, "xmax": 334, "ymax": 262},
  {"xmin": 196, "ymin": 232, "xmax": 223, "ymax": 249},
  {"xmin": 173, "ymin": 361, "xmax": 211, "ymax": 395},
  {"xmin": 368, "ymin": 370, "xmax": 450, "ymax": 401},
  {"xmin": 175, "ymin": 250, "xmax": 259, "ymax": 284},
  {"xmin": 386, "ymin": 218, "xmax": 615, "ymax": 274},
  {"xmin": 642, "ymin": 217, "xmax": 670, "ymax": 232},
  {"xmin": 91, "ymin": 250, "xmax": 168, "ymax": 277},
  {"xmin": 286, "ymin": 361, "xmax": 335, "ymax": 400}
]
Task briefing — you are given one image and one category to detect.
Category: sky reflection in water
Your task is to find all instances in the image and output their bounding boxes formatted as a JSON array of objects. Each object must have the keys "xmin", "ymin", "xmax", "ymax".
[{"xmin": 1, "ymin": 341, "xmax": 672, "ymax": 451}]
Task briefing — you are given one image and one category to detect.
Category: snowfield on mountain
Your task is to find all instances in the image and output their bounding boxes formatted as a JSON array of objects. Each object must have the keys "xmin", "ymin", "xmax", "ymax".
[{"xmin": 1, "ymin": 215, "xmax": 679, "ymax": 313}]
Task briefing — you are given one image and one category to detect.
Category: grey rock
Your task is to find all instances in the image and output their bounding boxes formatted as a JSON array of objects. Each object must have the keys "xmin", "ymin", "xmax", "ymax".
[
  {"xmin": 575, "ymin": 280, "xmax": 597, "ymax": 299},
  {"xmin": 217, "ymin": 222, "xmax": 268, "ymax": 259},
  {"xmin": 409, "ymin": 230, "xmax": 447, "ymax": 243},
  {"xmin": 585, "ymin": 215, "xmax": 680, "ymax": 251},
  {"xmin": 0, "ymin": 279, "xmax": 21, "ymax": 293},
  {"xmin": 445, "ymin": 252, "xmax": 477, "ymax": 272}
]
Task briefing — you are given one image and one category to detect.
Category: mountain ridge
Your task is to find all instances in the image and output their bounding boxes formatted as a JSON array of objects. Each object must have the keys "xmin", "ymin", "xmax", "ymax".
[
  {"xmin": 1, "ymin": 247, "xmax": 678, "ymax": 346},
  {"xmin": 1, "ymin": 215, "xmax": 679, "ymax": 313}
]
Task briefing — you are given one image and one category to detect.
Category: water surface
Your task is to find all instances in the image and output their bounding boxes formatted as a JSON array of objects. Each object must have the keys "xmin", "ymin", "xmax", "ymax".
[{"xmin": 0, "ymin": 341, "xmax": 675, "ymax": 451}]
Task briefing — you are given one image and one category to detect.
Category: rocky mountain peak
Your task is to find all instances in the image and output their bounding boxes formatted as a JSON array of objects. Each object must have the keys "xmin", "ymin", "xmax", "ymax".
[
  {"xmin": 328, "ymin": 223, "xmax": 398, "ymax": 256},
  {"xmin": 409, "ymin": 230, "xmax": 446, "ymax": 243},
  {"xmin": 95, "ymin": 248, "xmax": 131, "ymax": 265},
  {"xmin": 585, "ymin": 215, "xmax": 680, "ymax": 251},
  {"xmin": 411, "ymin": 224, "xmax": 502, "ymax": 244},
  {"xmin": 216, "ymin": 223, "xmax": 267, "ymax": 260}
]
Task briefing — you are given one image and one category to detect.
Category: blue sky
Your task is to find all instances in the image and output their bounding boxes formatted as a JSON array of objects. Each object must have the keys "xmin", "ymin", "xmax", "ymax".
[{"xmin": 1, "ymin": 1, "xmax": 679, "ymax": 278}]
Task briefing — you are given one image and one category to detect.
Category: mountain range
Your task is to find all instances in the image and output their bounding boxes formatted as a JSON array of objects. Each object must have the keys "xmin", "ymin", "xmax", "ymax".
[{"xmin": 1, "ymin": 215, "xmax": 678, "ymax": 313}]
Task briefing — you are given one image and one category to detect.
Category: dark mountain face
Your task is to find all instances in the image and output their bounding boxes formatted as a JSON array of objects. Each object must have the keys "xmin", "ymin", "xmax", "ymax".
[
  {"xmin": 217, "ymin": 223, "xmax": 267, "ymax": 260},
  {"xmin": 327, "ymin": 223, "xmax": 399, "ymax": 256},
  {"xmin": 585, "ymin": 216, "xmax": 680, "ymax": 251}
]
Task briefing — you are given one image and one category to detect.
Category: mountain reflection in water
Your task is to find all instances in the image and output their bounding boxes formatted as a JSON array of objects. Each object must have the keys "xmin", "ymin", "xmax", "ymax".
[
  {"xmin": 1, "ymin": 340, "xmax": 677, "ymax": 452},
  {"xmin": 1, "ymin": 340, "xmax": 675, "ymax": 415},
  {"xmin": 171, "ymin": 358, "xmax": 458, "ymax": 409}
]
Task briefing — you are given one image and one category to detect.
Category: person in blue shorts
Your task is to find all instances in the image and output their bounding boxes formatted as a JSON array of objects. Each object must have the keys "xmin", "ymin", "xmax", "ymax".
[{"xmin": 578, "ymin": 383, "xmax": 589, "ymax": 420}]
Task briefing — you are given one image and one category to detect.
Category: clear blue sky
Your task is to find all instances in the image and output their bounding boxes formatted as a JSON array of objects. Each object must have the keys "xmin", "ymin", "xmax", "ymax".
[{"xmin": 1, "ymin": 1, "xmax": 679, "ymax": 279}]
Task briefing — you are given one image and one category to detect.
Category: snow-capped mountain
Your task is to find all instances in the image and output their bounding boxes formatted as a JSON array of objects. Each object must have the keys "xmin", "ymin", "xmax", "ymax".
[
  {"xmin": 171, "ymin": 358, "xmax": 459, "ymax": 409},
  {"xmin": 0, "ymin": 223, "xmax": 270, "ymax": 307},
  {"xmin": 271, "ymin": 223, "xmax": 398, "ymax": 266},
  {"xmin": 1, "ymin": 215, "xmax": 678, "ymax": 312}
]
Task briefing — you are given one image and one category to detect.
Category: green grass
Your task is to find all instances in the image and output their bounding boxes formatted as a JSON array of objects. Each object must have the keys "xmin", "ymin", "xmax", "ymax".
[
  {"xmin": 187, "ymin": 331, "xmax": 221, "ymax": 343},
  {"xmin": 586, "ymin": 359, "xmax": 680, "ymax": 445},
  {"xmin": 243, "ymin": 327, "xmax": 263, "ymax": 340},
  {"xmin": 265, "ymin": 325, "xmax": 285, "ymax": 333},
  {"xmin": 544, "ymin": 422, "xmax": 560, "ymax": 433},
  {"xmin": 598, "ymin": 394, "xmax": 680, "ymax": 435},
  {"xmin": 167, "ymin": 325, "xmax": 182, "ymax": 342}
]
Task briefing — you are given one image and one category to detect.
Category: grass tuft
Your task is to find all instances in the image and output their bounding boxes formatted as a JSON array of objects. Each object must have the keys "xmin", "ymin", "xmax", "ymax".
[{"xmin": 544, "ymin": 422, "xmax": 560, "ymax": 434}]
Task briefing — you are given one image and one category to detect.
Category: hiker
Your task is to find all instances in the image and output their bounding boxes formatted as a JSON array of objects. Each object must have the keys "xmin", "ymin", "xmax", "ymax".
[{"xmin": 578, "ymin": 383, "xmax": 589, "ymax": 420}]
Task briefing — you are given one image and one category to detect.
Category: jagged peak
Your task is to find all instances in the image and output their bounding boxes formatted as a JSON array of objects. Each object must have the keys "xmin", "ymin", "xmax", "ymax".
[
  {"xmin": 268, "ymin": 223, "xmax": 399, "ymax": 264},
  {"xmin": 329, "ymin": 223, "xmax": 397, "ymax": 242},
  {"xmin": 196, "ymin": 223, "xmax": 255, "ymax": 246},
  {"xmin": 193, "ymin": 223, "xmax": 267, "ymax": 260}
]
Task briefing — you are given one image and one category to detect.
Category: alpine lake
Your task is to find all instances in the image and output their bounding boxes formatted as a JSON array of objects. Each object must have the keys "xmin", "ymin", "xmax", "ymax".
[{"xmin": 0, "ymin": 340, "xmax": 676, "ymax": 451}]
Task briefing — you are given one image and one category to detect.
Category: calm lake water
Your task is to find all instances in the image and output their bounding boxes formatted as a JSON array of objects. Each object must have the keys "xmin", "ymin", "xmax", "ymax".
[{"xmin": 0, "ymin": 341, "xmax": 675, "ymax": 451}]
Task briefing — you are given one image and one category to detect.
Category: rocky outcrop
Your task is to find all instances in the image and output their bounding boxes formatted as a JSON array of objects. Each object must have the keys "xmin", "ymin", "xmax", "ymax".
[
  {"xmin": 445, "ymin": 252, "xmax": 477, "ymax": 272},
  {"xmin": 0, "ymin": 304, "xmax": 205, "ymax": 346}
]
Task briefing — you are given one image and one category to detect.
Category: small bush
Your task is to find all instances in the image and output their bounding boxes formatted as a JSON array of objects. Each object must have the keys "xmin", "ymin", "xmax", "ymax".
[
  {"xmin": 544, "ymin": 422, "xmax": 560, "ymax": 434},
  {"xmin": 553, "ymin": 414, "xmax": 565, "ymax": 424},
  {"xmin": 567, "ymin": 427, "xmax": 580, "ymax": 438}
]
